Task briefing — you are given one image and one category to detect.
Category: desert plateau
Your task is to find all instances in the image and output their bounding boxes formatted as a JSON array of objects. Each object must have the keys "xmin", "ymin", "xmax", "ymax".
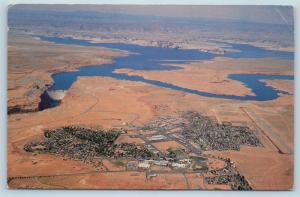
[{"xmin": 7, "ymin": 5, "xmax": 294, "ymax": 190}]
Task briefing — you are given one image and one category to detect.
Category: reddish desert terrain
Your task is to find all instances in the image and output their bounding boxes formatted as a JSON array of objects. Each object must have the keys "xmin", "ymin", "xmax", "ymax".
[{"xmin": 7, "ymin": 34, "xmax": 294, "ymax": 190}]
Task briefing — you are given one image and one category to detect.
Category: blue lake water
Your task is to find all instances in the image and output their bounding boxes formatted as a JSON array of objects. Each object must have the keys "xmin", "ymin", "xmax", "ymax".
[{"xmin": 37, "ymin": 36, "xmax": 294, "ymax": 110}]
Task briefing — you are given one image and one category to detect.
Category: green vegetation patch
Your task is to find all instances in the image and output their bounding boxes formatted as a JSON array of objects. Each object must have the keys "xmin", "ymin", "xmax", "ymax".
[
  {"xmin": 190, "ymin": 156, "xmax": 208, "ymax": 163},
  {"xmin": 113, "ymin": 160, "xmax": 125, "ymax": 166},
  {"xmin": 166, "ymin": 147, "xmax": 185, "ymax": 159}
]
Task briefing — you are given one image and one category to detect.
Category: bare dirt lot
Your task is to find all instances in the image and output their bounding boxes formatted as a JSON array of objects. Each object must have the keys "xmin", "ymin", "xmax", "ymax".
[{"xmin": 152, "ymin": 140, "xmax": 185, "ymax": 153}]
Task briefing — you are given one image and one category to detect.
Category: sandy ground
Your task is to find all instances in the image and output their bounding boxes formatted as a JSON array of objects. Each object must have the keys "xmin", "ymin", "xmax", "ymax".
[
  {"xmin": 206, "ymin": 146, "xmax": 294, "ymax": 190},
  {"xmin": 152, "ymin": 140, "xmax": 185, "ymax": 153},
  {"xmin": 115, "ymin": 135, "xmax": 145, "ymax": 144},
  {"xmin": 7, "ymin": 34, "xmax": 294, "ymax": 190}
]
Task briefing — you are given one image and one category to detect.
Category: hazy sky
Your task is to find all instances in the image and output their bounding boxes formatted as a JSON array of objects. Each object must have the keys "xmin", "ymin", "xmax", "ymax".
[{"xmin": 10, "ymin": 4, "xmax": 294, "ymax": 25}]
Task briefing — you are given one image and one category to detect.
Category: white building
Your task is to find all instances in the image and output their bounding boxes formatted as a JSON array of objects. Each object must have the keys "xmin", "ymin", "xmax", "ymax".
[
  {"xmin": 154, "ymin": 160, "xmax": 169, "ymax": 166},
  {"xmin": 138, "ymin": 162, "xmax": 150, "ymax": 169},
  {"xmin": 144, "ymin": 160, "xmax": 155, "ymax": 164},
  {"xmin": 148, "ymin": 135, "xmax": 167, "ymax": 141},
  {"xmin": 171, "ymin": 163, "xmax": 188, "ymax": 169}
]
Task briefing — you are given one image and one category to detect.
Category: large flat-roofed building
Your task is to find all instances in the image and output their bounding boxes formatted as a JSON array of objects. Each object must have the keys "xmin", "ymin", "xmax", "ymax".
[{"xmin": 148, "ymin": 135, "xmax": 167, "ymax": 141}]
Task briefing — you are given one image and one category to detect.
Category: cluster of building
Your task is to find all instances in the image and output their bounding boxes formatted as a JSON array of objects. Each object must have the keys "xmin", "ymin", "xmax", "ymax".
[
  {"xmin": 181, "ymin": 111, "xmax": 262, "ymax": 151},
  {"xmin": 127, "ymin": 158, "xmax": 195, "ymax": 170}
]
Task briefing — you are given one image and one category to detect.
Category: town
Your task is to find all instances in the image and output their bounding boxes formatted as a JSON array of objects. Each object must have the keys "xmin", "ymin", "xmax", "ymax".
[{"xmin": 21, "ymin": 111, "xmax": 261, "ymax": 190}]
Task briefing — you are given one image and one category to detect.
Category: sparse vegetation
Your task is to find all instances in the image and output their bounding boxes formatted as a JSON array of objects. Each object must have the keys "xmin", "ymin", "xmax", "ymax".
[
  {"xmin": 115, "ymin": 143, "xmax": 154, "ymax": 159},
  {"xmin": 205, "ymin": 158, "xmax": 252, "ymax": 190}
]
